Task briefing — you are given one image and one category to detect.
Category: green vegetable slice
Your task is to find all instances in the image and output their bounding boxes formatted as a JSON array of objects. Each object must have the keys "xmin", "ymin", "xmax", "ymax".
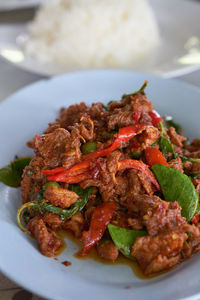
[
  {"xmin": 130, "ymin": 150, "xmax": 142, "ymax": 159},
  {"xmin": 0, "ymin": 157, "xmax": 32, "ymax": 187},
  {"xmin": 81, "ymin": 141, "xmax": 97, "ymax": 155},
  {"xmin": 43, "ymin": 181, "xmax": 60, "ymax": 191},
  {"xmin": 152, "ymin": 164, "xmax": 199, "ymax": 221},
  {"xmin": 108, "ymin": 224, "xmax": 147, "ymax": 260}
]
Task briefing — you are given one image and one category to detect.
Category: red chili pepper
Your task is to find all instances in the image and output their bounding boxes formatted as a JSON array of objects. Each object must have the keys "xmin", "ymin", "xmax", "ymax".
[
  {"xmin": 42, "ymin": 167, "xmax": 65, "ymax": 175},
  {"xmin": 47, "ymin": 172, "xmax": 91, "ymax": 183},
  {"xmin": 133, "ymin": 109, "xmax": 142, "ymax": 122},
  {"xmin": 44, "ymin": 161, "xmax": 90, "ymax": 180},
  {"xmin": 43, "ymin": 123, "xmax": 155, "ymax": 184},
  {"xmin": 145, "ymin": 147, "xmax": 169, "ymax": 167},
  {"xmin": 132, "ymin": 140, "xmax": 140, "ymax": 150},
  {"xmin": 79, "ymin": 202, "xmax": 117, "ymax": 256},
  {"xmin": 82, "ymin": 123, "xmax": 150, "ymax": 161},
  {"xmin": 149, "ymin": 110, "xmax": 164, "ymax": 127},
  {"xmin": 191, "ymin": 213, "xmax": 199, "ymax": 225},
  {"xmin": 118, "ymin": 159, "xmax": 160, "ymax": 190}
]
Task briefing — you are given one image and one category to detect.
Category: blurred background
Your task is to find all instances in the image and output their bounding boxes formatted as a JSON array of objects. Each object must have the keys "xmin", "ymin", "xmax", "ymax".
[
  {"xmin": 0, "ymin": 0, "xmax": 199, "ymax": 102},
  {"xmin": 0, "ymin": 0, "xmax": 199, "ymax": 299}
]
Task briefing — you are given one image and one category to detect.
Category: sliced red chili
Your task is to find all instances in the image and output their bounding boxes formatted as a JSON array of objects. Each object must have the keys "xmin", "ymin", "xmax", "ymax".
[
  {"xmin": 79, "ymin": 202, "xmax": 117, "ymax": 256},
  {"xmin": 44, "ymin": 161, "xmax": 90, "ymax": 180},
  {"xmin": 145, "ymin": 147, "xmax": 169, "ymax": 168},
  {"xmin": 43, "ymin": 124, "xmax": 153, "ymax": 183},
  {"xmin": 42, "ymin": 167, "xmax": 65, "ymax": 175},
  {"xmin": 82, "ymin": 123, "xmax": 150, "ymax": 161},
  {"xmin": 118, "ymin": 159, "xmax": 160, "ymax": 190},
  {"xmin": 149, "ymin": 110, "xmax": 164, "ymax": 127},
  {"xmin": 47, "ymin": 172, "xmax": 91, "ymax": 183}
]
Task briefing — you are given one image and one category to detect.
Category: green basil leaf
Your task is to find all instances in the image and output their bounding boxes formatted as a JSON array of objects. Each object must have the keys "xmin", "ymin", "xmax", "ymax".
[
  {"xmin": 152, "ymin": 164, "xmax": 199, "ymax": 222},
  {"xmin": 158, "ymin": 136, "xmax": 175, "ymax": 154},
  {"xmin": 108, "ymin": 224, "xmax": 147, "ymax": 260},
  {"xmin": 158, "ymin": 122, "xmax": 177, "ymax": 158},
  {"xmin": 29, "ymin": 185, "xmax": 93, "ymax": 221},
  {"xmin": 122, "ymin": 81, "xmax": 147, "ymax": 99},
  {"xmin": 0, "ymin": 157, "xmax": 32, "ymax": 187}
]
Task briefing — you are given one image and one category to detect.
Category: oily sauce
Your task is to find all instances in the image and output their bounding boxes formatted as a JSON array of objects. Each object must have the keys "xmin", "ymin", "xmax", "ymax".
[{"xmin": 57, "ymin": 229, "xmax": 166, "ymax": 280}]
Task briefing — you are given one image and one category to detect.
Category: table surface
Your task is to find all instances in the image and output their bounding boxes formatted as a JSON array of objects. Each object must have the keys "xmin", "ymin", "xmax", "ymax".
[{"xmin": 0, "ymin": 5, "xmax": 200, "ymax": 300}]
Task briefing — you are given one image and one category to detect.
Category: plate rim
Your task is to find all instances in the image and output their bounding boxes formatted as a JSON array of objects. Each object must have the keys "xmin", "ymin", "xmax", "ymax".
[{"xmin": 0, "ymin": 0, "xmax": 43, "ymax": 10}]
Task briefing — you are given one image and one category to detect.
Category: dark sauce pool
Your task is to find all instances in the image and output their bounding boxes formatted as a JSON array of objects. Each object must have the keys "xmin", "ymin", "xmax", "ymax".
[{"xmin": 57, "ymin": 230, "xmax": 167, "ymax": 280}]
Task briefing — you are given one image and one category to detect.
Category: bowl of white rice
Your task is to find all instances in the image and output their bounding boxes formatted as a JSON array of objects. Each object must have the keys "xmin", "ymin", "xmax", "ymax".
[{"xmin": 24, "ymin": 0, "xmax": 160, "ymax": 71}]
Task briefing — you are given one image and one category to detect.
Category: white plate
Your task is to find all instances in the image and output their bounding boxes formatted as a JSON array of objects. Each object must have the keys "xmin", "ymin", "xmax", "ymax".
[
  {"xmin": 0, "ymin": 0, "xmax": 44, "ymax": 10},
  {"xmin": 0, "ymin": 0, "xmax": 200, "ymax": 78},
  {"xmin": 1, "ymin": 70, "xmax": 200, "ymax": 300}
]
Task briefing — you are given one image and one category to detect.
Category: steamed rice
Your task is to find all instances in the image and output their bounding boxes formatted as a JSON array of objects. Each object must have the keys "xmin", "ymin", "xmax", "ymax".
[{"xmin": 25, "ymin": 0, "xmax": 160, "ymax": 70}]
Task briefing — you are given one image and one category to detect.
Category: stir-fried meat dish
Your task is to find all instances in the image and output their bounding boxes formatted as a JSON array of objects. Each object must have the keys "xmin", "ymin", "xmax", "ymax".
[{"xmin": 17, "ymin": 82, "xmax": 200, "ymax": 276}]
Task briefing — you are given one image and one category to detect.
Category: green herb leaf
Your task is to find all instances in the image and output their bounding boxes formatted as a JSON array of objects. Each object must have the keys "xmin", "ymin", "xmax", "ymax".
[
  {"xmin": 43, "ymin": 185, "xmax": 93, "ymax": 220},
  {"xmin": 0, "ymin": 157, "xmax": 32, "ymax": 187},
  {"xmin": 181, "ymin": 156, "xmax": 200, "ymax": 163},
  {"xmin": 164, "ymin": 117, "xmax": 182, "ymax": 133},
  {"xmin": 158, "ymin": 122, "xmax": 177, "ymax": 158},
  {"xmin": 28, "ymin": 185, "xmax": 93, "ymax": 221},
  {"xmin": 158, "ymin": 136, "xmax": 175, "ymax": 154},
  {"xmin": 152, "ymin": 164, "xmax": 199, "ymax": 221},
  {"xmin": 122, "ymin": 81, "xmax": 148, "ymax": 99},
  {"xmin": 108, "ymin": 224, "xmax": 147, "ymax": 260}
]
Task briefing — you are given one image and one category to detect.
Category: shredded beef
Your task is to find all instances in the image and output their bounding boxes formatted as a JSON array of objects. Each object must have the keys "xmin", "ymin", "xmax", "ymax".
[
  {"xmin": 27, "ymin": 216, "xmax": 62, "ymax": 257},
  {"xmin": 36, "ymin": 128, "xmax": 71, "ymax": 168},
  {"xmin": 96, "ymin": 241, "xmax": 119, "ymax": 261},
  {"xmin": 136, "ymin": 125, "xmax": 160, "ymax": 150},
  {"xmin": 56, "ymin": 102, "xmax": 88, "ymax": 128},
  {"xmin": 44, "ymin": 185, "xmax": 79, "ymax": 208},
  {"xmin": 63, "ymin": 213, "xmax": 85, "ymax": 238},
  {"xmin": 19, "ymin": 85, "xmax": 200, "ymax": 276},
  {"xmin": 21, "ymin": 172, "xmax": 33, "ymax": 204},
  {"xmin": 131, "ymin": 232, "xmax": 187, "ymax": 275},
  {"xmin": 168, "ymin": 157, "xmax": 183, "ymax": 173},
  {"xmin": 168, "ymin": 127, "xmax": 187, "ymax": 148},
  {"xmin": 107, "ymin": 110, "xmax": 136, "ymax": 130},
  {"xmin": 127, "ymin": 195, "xmax": 186, "ymax": 236},
  {"xmin": 89, "ymin": 102, "xmax": 107, "ymax": 119},
  {"xmin": 43, "ymin": 212, "xmax": 63, "ymax": 230}
]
